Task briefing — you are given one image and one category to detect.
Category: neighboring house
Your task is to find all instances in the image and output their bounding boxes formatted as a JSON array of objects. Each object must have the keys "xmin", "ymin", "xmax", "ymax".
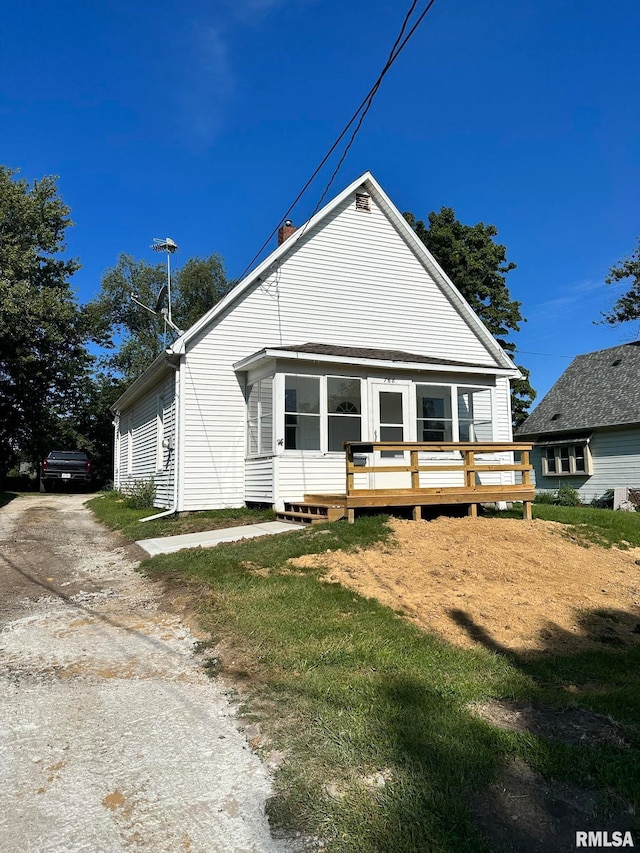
[
  {"xmin": 516, "ymin": 342, "xmax": 640, "ymax": 503},
  {"xmin": 111, "ymin": 172, "xmax": 522, "ymax": 513}
]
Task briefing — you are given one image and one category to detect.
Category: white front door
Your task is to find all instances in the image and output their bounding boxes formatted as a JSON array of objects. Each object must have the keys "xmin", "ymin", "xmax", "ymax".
[{"xmin": 370, "ymin": 382, "xmax": 412, "ymax": 489}]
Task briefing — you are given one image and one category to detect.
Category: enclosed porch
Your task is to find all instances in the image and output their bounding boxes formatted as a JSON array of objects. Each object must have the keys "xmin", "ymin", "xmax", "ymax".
[{"xmin": 235, "ymin": 343, "xmax": 522, "ymax": 514}]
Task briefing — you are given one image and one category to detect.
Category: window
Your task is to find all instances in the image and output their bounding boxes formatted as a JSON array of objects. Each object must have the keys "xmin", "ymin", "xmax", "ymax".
[
  {"xmin": 127, "ymin": 413, "xmax": 133, "ymax": 475},
  {"xmin": 457, "ymin": 387, "xmax": 493, "ymax": 441},
  {"xmin": 327, "ymin": 377, "xmax": 361, "ymax": 451},
  {"xmin": 284, "ymin": 376, "xmax": 320, "ymax": 450},
  {"xmin": 156, "ymin": 396, "xmax": 164, "ymax": 472},
  {"xmin": 541, "ymin": 443, "xmax": 591, "ymax": 476},
  {"xmin": 416, "ymin": 386, "xmax": 453, "ymax": 441},
  {"xmin": 247, "ymin": 378, "xmax": 274, "ymax": 456}
]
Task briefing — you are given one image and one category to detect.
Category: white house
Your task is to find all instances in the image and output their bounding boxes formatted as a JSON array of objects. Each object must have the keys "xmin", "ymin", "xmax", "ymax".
[
  {"xmin": 516, "ymin": 342, "xmax": 640, "ymax": 504},
  {"xmin": 111, "ymin": 172, "xmax": 523, "ymax": 514}
]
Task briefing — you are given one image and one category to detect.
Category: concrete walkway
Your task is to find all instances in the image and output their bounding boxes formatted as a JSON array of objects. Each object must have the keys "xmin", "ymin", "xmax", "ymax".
[{"xmin": 136, "ymin": 520, "xmax": 303, "ymax": 557}]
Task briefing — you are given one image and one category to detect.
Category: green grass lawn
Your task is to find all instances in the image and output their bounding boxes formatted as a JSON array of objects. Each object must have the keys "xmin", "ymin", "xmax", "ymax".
[
  {"xmin": 484, "ymin": 502, "xmax": 640, "ymax": 548},
  {"xmin": 122, "ymin": 510, "xmax": 640, "ymax": 852},
  {"xmin": 87, "ymin": 491, "xmax": 275, "ymax": 541}
]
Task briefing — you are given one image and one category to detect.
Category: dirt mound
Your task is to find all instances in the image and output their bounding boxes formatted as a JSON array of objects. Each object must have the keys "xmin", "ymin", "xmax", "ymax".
[{"xmin": 294, "ymin": 517, "xmax": 640, "ymax": 656}]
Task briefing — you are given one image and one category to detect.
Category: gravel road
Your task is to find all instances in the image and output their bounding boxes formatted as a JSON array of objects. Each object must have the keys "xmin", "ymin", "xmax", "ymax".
[{"xmin": 0, "ymin": 493, "xmax": 290, "ymax": 853}]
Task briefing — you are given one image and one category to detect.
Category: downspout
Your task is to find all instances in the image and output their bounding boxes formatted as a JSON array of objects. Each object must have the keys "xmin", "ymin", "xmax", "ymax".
[{"xmin": 140, "ymin": 355, "xmax": 181, "ymax": 522}]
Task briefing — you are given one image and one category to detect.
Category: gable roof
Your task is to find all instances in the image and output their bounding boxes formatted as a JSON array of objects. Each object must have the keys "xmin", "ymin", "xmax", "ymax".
[
  {"xmin": 172, "ymin": 171, "xmax": 516, "ymax": 372},
  {"xmin": 516, "ymin": 342, "xmax": 640, "ymax": 437}
]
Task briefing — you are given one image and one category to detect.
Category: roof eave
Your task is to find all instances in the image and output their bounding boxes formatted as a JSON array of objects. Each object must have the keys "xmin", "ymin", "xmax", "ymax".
[
  {"xmin": 111, "ymin": 350, "xmax": 180, "ymax": 413},
  {"xmin": 233, "ymin": 347, "xmax": 520, "ymax": 377}
]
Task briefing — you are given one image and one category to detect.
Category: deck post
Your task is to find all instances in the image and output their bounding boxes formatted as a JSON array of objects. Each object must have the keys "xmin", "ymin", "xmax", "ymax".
[
  {"xmin": 465, "ymin": 450, "xmax": 476, "ymax": 489},
  {"xmin": 345, "ymin": 446, "xmax": 354, "ymax": 497},
  {"xmin": 413, "ymin": 505, "xmax": 422, "ymax": 521},
  {"xmin": 347, "ymin": 508, "xmax": 355, "ymax": 524},
  {"xmin": 410, "ymin": 449, "xmax": 420, "ymax": 491},
  {"xmin": 523, "ymin": 501, "xmax": 532, "ymax": 521},
  {"xmin": 468, "ymin": 503, "xmax": 478, "ymax": 517}
]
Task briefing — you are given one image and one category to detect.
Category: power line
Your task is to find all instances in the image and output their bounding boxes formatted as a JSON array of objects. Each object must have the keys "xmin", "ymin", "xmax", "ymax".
[
  {"xmin": 238, "ymin": 0, "xmax": 438, "ymax": 281},
  {"xmin": 514, "ymin": 350, "xmax": 575, "ymax": 359},
  {"xmin": 307, "ymin": 0, "xmax": 437, "ymax": 221}
]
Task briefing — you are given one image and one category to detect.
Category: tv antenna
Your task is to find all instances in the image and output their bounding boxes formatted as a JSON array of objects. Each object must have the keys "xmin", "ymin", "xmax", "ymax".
[{"xmin": 129, "ymin": 236, "xmax": 183, "ymax": 340}]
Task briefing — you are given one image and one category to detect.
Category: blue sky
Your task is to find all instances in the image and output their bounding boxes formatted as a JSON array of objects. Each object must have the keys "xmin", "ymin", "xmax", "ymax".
[{"xmin": 2, "ymin": 0, "xmax": 639, "ymax": 402}]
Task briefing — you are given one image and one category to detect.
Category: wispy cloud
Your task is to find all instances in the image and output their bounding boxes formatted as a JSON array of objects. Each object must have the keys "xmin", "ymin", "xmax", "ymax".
[
  {"xmin": 180, "ymin": 25, "xmax": 235, "ymax": 144},
  {"xmin": 177, "ymin": 0, "xmax": 304, "ymax": 146},
  {"xmin": 529, "ymin": 278, "xmax": 607, "ymax": 316}
]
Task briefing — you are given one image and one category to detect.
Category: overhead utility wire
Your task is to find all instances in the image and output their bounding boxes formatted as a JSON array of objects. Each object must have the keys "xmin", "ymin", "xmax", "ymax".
[
  {"xmin": 308, "ymin": 0, "xmax": 437, "ymax": 221},
  {"xmin": 238, "ymin": 0, "xmax": 438, "ymax": 281}
]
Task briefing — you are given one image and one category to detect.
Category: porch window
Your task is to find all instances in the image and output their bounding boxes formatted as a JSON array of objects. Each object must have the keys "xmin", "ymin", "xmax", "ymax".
[
  {"xmin": 247, "ymin": 378, "xmax": 273, "ymax": 456},
  {"xmin": 416, "ymin": 386, "xmax": 453, "ymax": 441},
  {"xmin": 541, "ymin": 442, "xmax": 591, "ymax": 476},
  {"xmin": 327, "ymin": 377, "xmax": 361, "ymax": 451},
  {"xmin": 457, "ymin": 387, "xmax": 493, "ymax": 441},
  {"xmin": 284, "ymin": 376, "xmax": 320, "ymax": 450}
]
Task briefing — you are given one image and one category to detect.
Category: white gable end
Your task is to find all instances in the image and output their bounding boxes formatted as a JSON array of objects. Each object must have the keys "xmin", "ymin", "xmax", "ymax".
[{"xmin": 189, "ymin": 189, "xmax": 501, "ymax": 366}]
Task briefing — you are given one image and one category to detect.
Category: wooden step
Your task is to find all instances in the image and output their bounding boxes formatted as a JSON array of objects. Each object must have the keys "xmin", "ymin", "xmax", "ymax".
[
  {"xmin": 276, "ymin": 501, "xmax": 347, "ymax": 525},
  {"xmin": 276, "ymin": 509, "xmax": 324, "ymax": 525}
]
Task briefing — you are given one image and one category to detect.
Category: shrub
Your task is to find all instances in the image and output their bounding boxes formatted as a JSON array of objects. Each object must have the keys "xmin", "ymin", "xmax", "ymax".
[
  {"xmin": 556, "ymin": 485, "xmax": 581, "ymax": 506},
  {"xmin": 124, "ymin": 479, "xmax": 156, "ymax": 509},
  {"xmin": 534, "ymin": 490, "xmax": 557, "ymax": 504},
  {"xmin": 535, "ymin": 487, "xmax": 581, "ymax": 506}
]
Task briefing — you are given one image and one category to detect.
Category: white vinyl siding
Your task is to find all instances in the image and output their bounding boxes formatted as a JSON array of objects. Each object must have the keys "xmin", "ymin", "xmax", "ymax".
[
  {"xmin": 531, "ymin": 427, "xmax": 640, "ymax": 503},
  {"xmin": 245, "ymin": 457, "xmax": 275, "ymax": 503},
  {"xmin": 117, "ymin": 375, "xmax": 176, "ymax": 508},
  {"xmin": 180, "ymin": 193, "xmax": 512, "ymax": 510}
]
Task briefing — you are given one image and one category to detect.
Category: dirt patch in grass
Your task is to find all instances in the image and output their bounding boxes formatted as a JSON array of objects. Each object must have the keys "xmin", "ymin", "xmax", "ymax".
[
  {"xmin": 471, "ymin": 700, "xmax": 630, "ymax": 748},
  {"xmin": 293, "ymin": 517, "xmax": 640, "ymax": 656},
  {"xmin": 469, "ymin": 758, "xmax": 635, "ymax": 853}
]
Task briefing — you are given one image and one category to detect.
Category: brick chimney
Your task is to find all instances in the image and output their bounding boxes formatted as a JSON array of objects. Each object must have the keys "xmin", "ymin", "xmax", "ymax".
[{"xmin": 278, "ymin": 220, "xmax": 296, "ymax": 245}]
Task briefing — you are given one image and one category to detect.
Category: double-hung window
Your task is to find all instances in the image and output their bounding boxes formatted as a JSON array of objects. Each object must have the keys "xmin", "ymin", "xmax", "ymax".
[
  {"xmin": 281, "ymin": 375, "xmax": 362, "ymax": 452},
  {"xmin": 416, "ymin": 385, "xmax": 494, "ymax": 442},
  {"xmin": 541, "ymin": 442, "xmax": 591, "ymax": 476},
  {"xmin": 416, "ymin": 386, "xmax": 453, "ymax": 441},
  {"xmin": 284, "ymin": 376, "xmax": 321, "ymax": 450},
  {"xmin": 327, "ymin": 377, "xmax": 361, "ymax": 451}
]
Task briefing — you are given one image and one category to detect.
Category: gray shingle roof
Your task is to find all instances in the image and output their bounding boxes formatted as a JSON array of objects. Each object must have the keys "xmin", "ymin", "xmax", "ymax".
[
  {"xmin": 276, "ymin": 342, "xmax": 497, "ymax": 369},
  {"xmin": 516, "ymin": 342, "xmax": 640, "ymax": 437}
]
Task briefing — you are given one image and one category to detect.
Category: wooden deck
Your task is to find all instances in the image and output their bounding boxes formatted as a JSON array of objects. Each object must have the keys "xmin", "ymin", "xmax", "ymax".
[{"xmin": 296, "ymin": 441, "xmax": 535, "ymax": 523}]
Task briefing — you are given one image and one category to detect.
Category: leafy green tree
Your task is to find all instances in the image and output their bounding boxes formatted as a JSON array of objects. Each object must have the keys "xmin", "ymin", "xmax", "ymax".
[
  {"xmin": 403, "ymin": 207, "xmax": 535, "ymax": 427},
  {"xmin": 174, "ymin": 254, "xmax": 230, "ymax": 330},
  {"xmin": 599, "ymin": 237, "xmax": 640, "ymax": 326},
  {"xmin": 90, "ymin": 253, "xmax": 230, "ymax": 382},
  {"xmin": 0, "ymin": 167, "xmax": 91, "ymax": 474}
]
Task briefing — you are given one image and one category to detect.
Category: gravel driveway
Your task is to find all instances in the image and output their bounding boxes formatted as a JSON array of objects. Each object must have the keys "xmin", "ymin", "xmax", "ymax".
[{"xmin": 0, "ymin": 493, "xmax": 289, "ymax": 853}]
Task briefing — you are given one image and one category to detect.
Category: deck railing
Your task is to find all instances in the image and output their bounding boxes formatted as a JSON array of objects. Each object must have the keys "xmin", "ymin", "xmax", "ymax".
[{"xmin": 341, "ymin": 441, "xmax": 534, "ymax": 521}]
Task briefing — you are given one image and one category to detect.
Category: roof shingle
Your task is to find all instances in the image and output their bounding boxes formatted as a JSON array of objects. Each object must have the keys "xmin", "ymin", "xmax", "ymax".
[{"xmin": 516, "ymin": 342, "xmax": 640, "ymax": 437}]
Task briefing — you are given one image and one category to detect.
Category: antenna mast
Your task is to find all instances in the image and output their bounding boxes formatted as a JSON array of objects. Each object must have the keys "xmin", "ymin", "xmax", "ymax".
[
  {"xmin": 151, "ymin": 237, "xmax": 178, "ymax": 326},
  {"xmin": 130, "ymin": 236, "xmax": 183, "ymax": 337}
]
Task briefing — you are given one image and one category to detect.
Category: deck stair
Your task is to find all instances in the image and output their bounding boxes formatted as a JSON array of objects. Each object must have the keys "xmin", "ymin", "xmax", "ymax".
[{"xmin": 276, "ymin": 501, "xmax": 346, "ymax": 525}]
